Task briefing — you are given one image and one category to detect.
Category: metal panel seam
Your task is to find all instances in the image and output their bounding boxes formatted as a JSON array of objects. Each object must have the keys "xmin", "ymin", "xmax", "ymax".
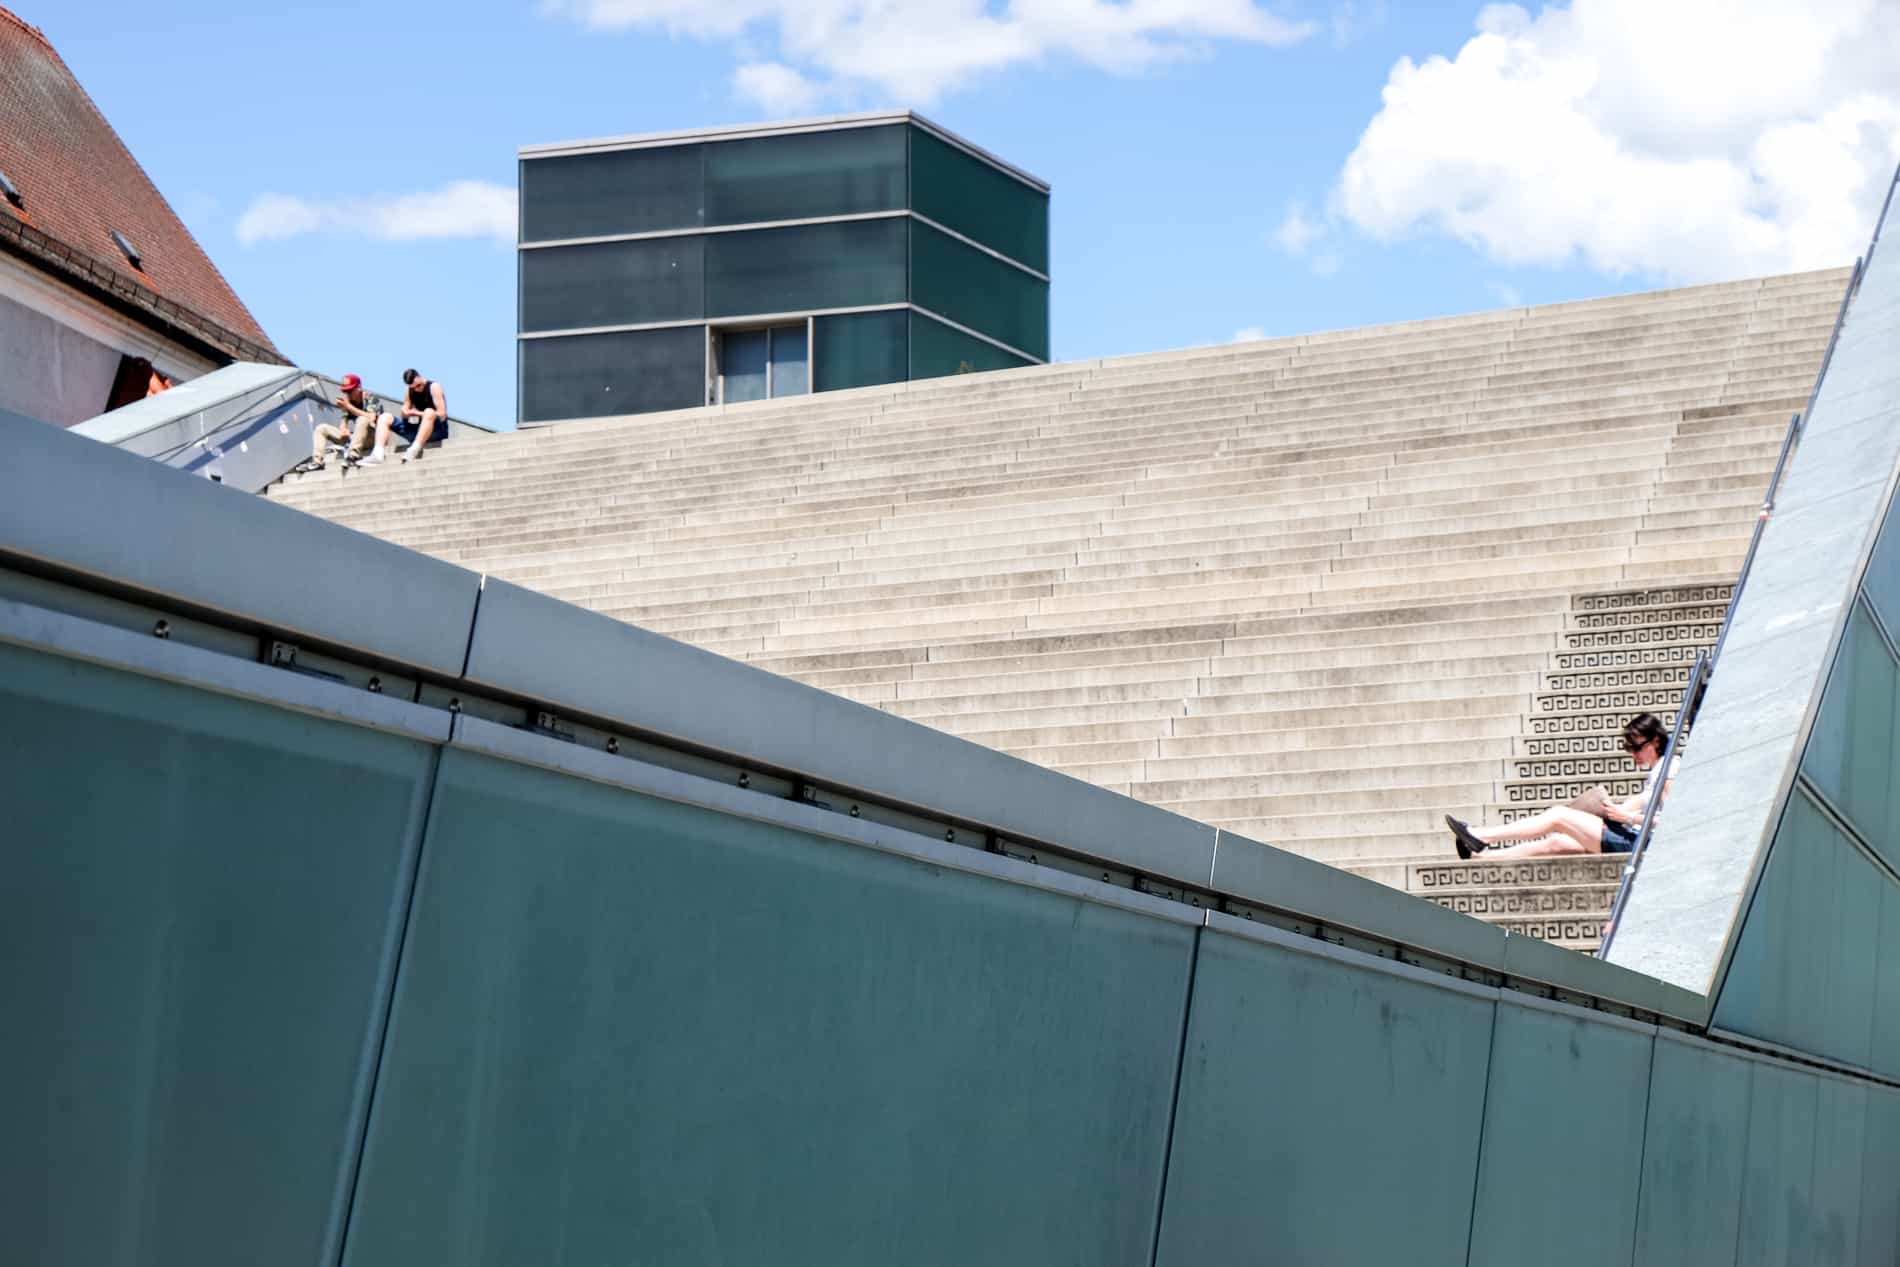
[
  {"xmin": 1145, "ymin": 922, "xmax": 1202, "ymax": 1267},
  {"xmin": 1203, "ymin": 910, "xmax": 1502, "ymax": 1004},
  {"xmin": 448, "ymin": 714, "xmax": 1203, "ymax": 928},
  {"xmin": 321, "ymin": 742, "xmax": 445, "ymax": 1267},
  {"xmin": 0, "ymin": 595, "xmax": 451, "ymax": 744},
  {"xmin": 1459, "ymin": 998, "xmax": 1503, "ymax": 1267},
  {"xmin": 1620, "ymin": 1031, "xmax": 1660, "ymax": 1267}
]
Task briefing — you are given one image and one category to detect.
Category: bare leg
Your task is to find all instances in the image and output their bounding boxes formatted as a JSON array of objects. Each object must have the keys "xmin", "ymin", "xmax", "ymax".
[
  {"xmin": 1472, "ymin": 804, "xmax": 1605, "ymax": 848},
  {"xmin": 1483, "ymin": 834, "xmax": 1591, "ymax": 858},
  {"xmin": 375, "ymin": 414, "xmax": 396, "ymax": 452},
  {"xmin": 402, "ymin": 408, "xmax": 439, "ymax": 458}
]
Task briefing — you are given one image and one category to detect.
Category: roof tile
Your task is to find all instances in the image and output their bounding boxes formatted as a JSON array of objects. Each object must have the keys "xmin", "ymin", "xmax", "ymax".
[{"xmin": 0, "ymin": 6, "xmax": 280, "ymax": 357}]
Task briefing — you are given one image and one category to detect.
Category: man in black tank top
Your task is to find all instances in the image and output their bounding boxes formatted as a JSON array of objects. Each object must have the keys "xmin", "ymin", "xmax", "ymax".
[{"xmin": 363, "ymin": 367, "xmax": 448, "ymax": 463}]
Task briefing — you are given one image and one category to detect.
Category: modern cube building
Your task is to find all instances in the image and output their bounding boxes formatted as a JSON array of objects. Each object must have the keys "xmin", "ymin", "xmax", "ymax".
[{"xmin": 517, "ymin": 112, "xmax": 1049, "ymax": 425}]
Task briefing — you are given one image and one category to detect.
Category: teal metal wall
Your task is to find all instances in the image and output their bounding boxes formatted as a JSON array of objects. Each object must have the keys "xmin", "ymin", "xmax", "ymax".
[{"xmin": 6, "ymin": 413, "xmax": 1900, "ymax": 1265}]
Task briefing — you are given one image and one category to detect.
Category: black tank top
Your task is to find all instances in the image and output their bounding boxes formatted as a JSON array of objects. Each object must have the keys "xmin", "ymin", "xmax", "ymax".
[{"xmin": 407, "ymin": 379, "xmax": 434, "ymax": 411}]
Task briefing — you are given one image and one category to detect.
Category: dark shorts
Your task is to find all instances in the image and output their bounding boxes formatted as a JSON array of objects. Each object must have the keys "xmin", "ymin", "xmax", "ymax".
[
  {"xmin": 391, "ymin": 416, "xmax": 447, "ymax": 444},
  {"xmin": 1600, "ymin": 820, "xmax": 1639, "ymax": 854}
]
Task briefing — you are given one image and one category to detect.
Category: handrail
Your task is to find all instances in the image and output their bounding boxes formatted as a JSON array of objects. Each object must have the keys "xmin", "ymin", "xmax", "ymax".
[
  {"xmin": 1597, "ymin": 650, "xmax": 1705, "ymax": 957},
  {"xmin": 1867, "ymin": 158, "xmax": 1900, "ymax": 271}
]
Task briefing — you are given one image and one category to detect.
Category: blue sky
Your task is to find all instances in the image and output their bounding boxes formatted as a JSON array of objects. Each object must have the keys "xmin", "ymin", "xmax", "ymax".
[{"xmin": 35, "ymin": 1, "xmax": 1900, "ymax": 427}]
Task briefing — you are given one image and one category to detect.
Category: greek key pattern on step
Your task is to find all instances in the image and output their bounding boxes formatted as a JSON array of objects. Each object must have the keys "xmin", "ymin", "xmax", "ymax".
[
  {"xmin": 1412, "ymin": 858, "xmax": 1624, "ymax": 890},
  {"xmin": 1571, "ymin": 583, "xmax": 1733, "ymax": 613},
  {"xmin": 1554, "ymin": 642, "xmax": 1707, "ymax": 671}
]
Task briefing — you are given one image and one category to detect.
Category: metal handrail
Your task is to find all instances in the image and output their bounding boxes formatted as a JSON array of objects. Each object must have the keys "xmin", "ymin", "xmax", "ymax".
[{"xmin": 1597, "ymin": 651, "xmax": 1705, "ymax": 957}]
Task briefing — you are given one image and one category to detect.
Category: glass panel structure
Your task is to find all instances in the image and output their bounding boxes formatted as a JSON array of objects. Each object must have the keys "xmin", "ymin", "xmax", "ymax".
[
  {"xmin": 518, "ymin": 145, "xmax": 705, "ymax": 242},
  {"xmin": 520, "ymin": 326, "xmax": 705, "ymax": 423},
  {"xmin": 519, "ymin": 236, "xmax": 703, "ymax": 333},
  {"xmin": 516, "ymin": 115, "xmax": 1049, "ymax": 424},
  {"xmin": 911, "ymin": 311, "xmax": 1033, "ymax": 381},
  {"xmin": 770, "ymin": 325, "xmax": 809, "ymax": 396},
  {"xmin": 722, "ymin": 329, "xmax": 768, "ymax": 403},
  {"xmin": 814, "ymin": 310, "xmax": 907, "ymax": 392},
  {"xmin": 909, "ymin": 125, "xmax": 1049, "ymax": 273},
  {"xmin": 910, "ymin": 221, "xmax": 1049, "ymax": 360},
  {"xmin": 705, "ymin": 126, "xmax": 906, "ymax": 226},
  {"xmin": 704, "ymin": 217, "xmax": 908, "ymax": 317}
]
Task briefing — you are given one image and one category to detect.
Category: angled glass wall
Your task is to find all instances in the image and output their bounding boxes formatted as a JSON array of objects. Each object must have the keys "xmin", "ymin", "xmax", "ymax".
[
  {"xmin": 516, "ymin": 114, "xmax": 1050, "ymax": 424},
  {"xmin": 1712, "ymin": 486, "xmax": 1900, "ymax": 1078}
]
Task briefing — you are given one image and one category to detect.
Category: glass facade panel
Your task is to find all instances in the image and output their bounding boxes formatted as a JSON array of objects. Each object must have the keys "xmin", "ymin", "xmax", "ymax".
[
  {"xmin": 705, "ymin": 126, "xmax": 907, "ymax": 227},
  {"xmin": 722, "ymin": 329, "xmax": 768, "ymax": 403},
  {"xmin": 908, "ymin": 124, "xmax": 1049, "ymax": 272},
  {"xmin": 519, "ymin": 145, "xmax": 705, "ymax": 242},
  {"xmin": 910, "ymin": 311, "xmax": 1033, "ymax": 382},
  {"xmin": 813, "ymin": 310, "xmax": 907, "ymax": 392},
  {"xmin": 1802, "ymin": 598, "xmax": 1897, "ymax": 857},
  {"xmin": 770, "ymin": 325, "xmax": 809, "ymax": 397},
  {"xmin": 705, "ymin": 218, "xmax": 907, "ymax": 318},
  {"xmin": 1861, "ymin": 490, "xmax": 1900, "ymax": 635},
  {"xmin": 520, "ymin": 326, "xmax": 705, "ymax": 423},
  {"xmin": 520, "ymin": 237, "xmax": 704, "ymax": 333},
  {"xmin": 910, "ymin": 222, "xmax": 1048, "ymax": 360}
]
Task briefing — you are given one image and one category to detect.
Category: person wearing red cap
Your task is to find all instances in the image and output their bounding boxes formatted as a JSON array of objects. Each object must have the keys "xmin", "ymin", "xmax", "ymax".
[{"xmin": 297, "ymin": 373, "xmax": 390, "ymax": 471}]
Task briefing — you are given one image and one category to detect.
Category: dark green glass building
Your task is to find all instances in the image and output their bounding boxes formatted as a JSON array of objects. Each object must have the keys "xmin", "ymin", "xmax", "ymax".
[{"xmin": 516, "ymin": 112, "xmax": 1050, "ymax": 425}]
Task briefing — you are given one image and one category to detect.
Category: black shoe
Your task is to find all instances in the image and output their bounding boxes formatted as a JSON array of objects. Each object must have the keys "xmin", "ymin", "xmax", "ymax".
[{"xmin": 1445, "ymin": 814, "xmax": 1487, "ymax": 858}]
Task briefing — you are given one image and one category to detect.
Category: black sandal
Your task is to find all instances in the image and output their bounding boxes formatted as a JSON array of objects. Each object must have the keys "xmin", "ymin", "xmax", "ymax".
[{"xmin": 1445, "ymin": 814, "xmax": 1488, "ymax": 859}]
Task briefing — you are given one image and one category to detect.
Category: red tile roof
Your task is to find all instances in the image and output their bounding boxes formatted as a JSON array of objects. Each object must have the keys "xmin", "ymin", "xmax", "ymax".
[{"xmin": 0, "ymin": 6, "xmax": 282, "ymax": 361}]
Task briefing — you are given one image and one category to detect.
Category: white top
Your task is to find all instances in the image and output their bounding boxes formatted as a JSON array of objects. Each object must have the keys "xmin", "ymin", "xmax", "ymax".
[{"xmin": 1637, "ymin": 755, "xmax": 1680, "ymax": 814}]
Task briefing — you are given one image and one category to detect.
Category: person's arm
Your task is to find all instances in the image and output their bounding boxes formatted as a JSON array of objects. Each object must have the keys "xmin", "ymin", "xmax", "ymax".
[{"xmin": 429, "ymin": 382, "xmax": 447, "ymax": 415}]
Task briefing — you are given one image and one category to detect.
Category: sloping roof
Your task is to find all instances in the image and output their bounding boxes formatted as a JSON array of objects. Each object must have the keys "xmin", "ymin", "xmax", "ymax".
[{"xmin": 0, "ymin": 6, "xmax": 282, "ymax": 362}]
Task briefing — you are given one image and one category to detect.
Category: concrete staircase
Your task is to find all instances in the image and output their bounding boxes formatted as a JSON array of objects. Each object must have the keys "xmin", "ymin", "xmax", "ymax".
[{"xmin": 268, "ymin": 268, "xmax": 1849, "ymax": 950}]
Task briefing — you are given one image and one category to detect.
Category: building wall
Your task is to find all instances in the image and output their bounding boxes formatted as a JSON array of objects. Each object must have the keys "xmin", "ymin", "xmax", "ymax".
[
  {"xmin": 6, "ymin": 414, "xmax": 1900, "ymax": 1265},
  {"xmin": 0, "ymin": 252, "xmax": 215, "ymax": 426},
  {"xmin": 0, "ymin": 288, "xmax": 122, "ymax": 425},
  {"xmin": 517, "ymin": 119, "xmax": 1049, "ymax": 424}
]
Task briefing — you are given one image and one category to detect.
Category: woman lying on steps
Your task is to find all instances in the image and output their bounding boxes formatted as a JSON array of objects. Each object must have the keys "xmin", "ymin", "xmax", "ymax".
[{"xmin": 1445, "ymin": 712, "xmax": 1677, "ymax": 859}]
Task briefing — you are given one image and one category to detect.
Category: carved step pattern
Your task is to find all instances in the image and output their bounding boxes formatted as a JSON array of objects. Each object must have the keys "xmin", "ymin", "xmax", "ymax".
[{"xmin": 1418, "ymin": 582, "xmax": 1732, "ymax": 951}]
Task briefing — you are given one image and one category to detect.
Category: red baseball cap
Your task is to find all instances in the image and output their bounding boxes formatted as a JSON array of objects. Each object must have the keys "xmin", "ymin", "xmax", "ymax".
[{"xmin": 340, "ymin": 373, "xmax": 362, "ymax": 391}]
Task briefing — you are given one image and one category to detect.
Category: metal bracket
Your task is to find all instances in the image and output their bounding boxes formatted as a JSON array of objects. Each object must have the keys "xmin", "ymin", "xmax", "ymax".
[
  {"xmin": 529, "ymin": 709, "xmax": 577, "ymax": 743},
  {"xmin": 265, "ymin": 639, "xmax": 345, "ymax": 685}
]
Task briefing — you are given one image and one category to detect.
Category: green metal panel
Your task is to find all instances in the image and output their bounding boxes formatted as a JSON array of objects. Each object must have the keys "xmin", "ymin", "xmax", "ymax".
[
  {"xmin": 1714, "ymin": 788, "xmax": 1879, "ymax": 1070},
  {"xmin": 813, "ymin": 309, "xmax": 908, "ymax": 392},
  {"xmin": 1468, "ymin": 1001, "xmax": 1653, "ymax": 1267},
  {"xmin": 909, "ymin": 310, "xmax": 1034, "ymax": 381},
  {"xmin": 909, "ymin": 221, "xmax": 1049, "ymax": 360},
  {"xmin": 1153, "ymin": 922, "xmax": 1495, "ymax": 1267},
  {"xmin": 908, "ymin": 123, "xmax": 1049, "ymax": 272},
  {"xmin": 1809, "ymin": 1075, "xmax": 1867, "ymax": 1266},
  {"xmin": 1801, "ymin": 599, "xmax": 1897, "ymax": 857},
  {"xmin": 705, "ymin": 125, "xmax": 907, "ymax": 227},
  {"xmin": 704, "ymin": 218, "xmax": 908, "ymax": 319},
  {"xmin": 1734, "ymin": 1060, "xmax": 1821, "ymax": 1266},
  {"xmin": 1860, "ymin": 1087, "xmax": 1900, "ymax": 1266},
  {"xmin": 1630, "ymin": 1036, "xmax": 1751, "ymax": 1267},
  {"xmin": 0, "ymin": 642, "xmax": 434, "ymax": 1267},
  {"xmin": 342, "ymin": 748, "xmax": 1195, "ymax": 1267},
  {"xmin": 1875, "ymin": 884, "xmax": 1900, "ymax": 1082}
]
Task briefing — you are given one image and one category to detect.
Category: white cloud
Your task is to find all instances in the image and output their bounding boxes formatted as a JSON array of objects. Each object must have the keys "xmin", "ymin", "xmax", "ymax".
[
  {"xmin": 1485, "ymin": 280, "xmax": 1523, "ymax": 307},
  {"xmin": 1323, "ymin": 0, "xmax": 1900, "ymax": 283},
  {"xmin": 734, "ymin": 61, "xmax": 823, "ymax": 114},
  {"xmin": 1272, "ymin": 200, "xmax": 1320, "ymax": 254},
  {"xmin": 1232, "ymin": 325, "xmax": 1268, "ymax": 342},
  {"xmin": 540, "ymin": 0, "xmax": 1316, "ymax": 105},
  {"xmin": 1269, "ymin": 199, "xmax": 1343, "ymax": 275},
  {"xmin": 236, "ymin": 181, "xmax": 516, "ymax": 247}
]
